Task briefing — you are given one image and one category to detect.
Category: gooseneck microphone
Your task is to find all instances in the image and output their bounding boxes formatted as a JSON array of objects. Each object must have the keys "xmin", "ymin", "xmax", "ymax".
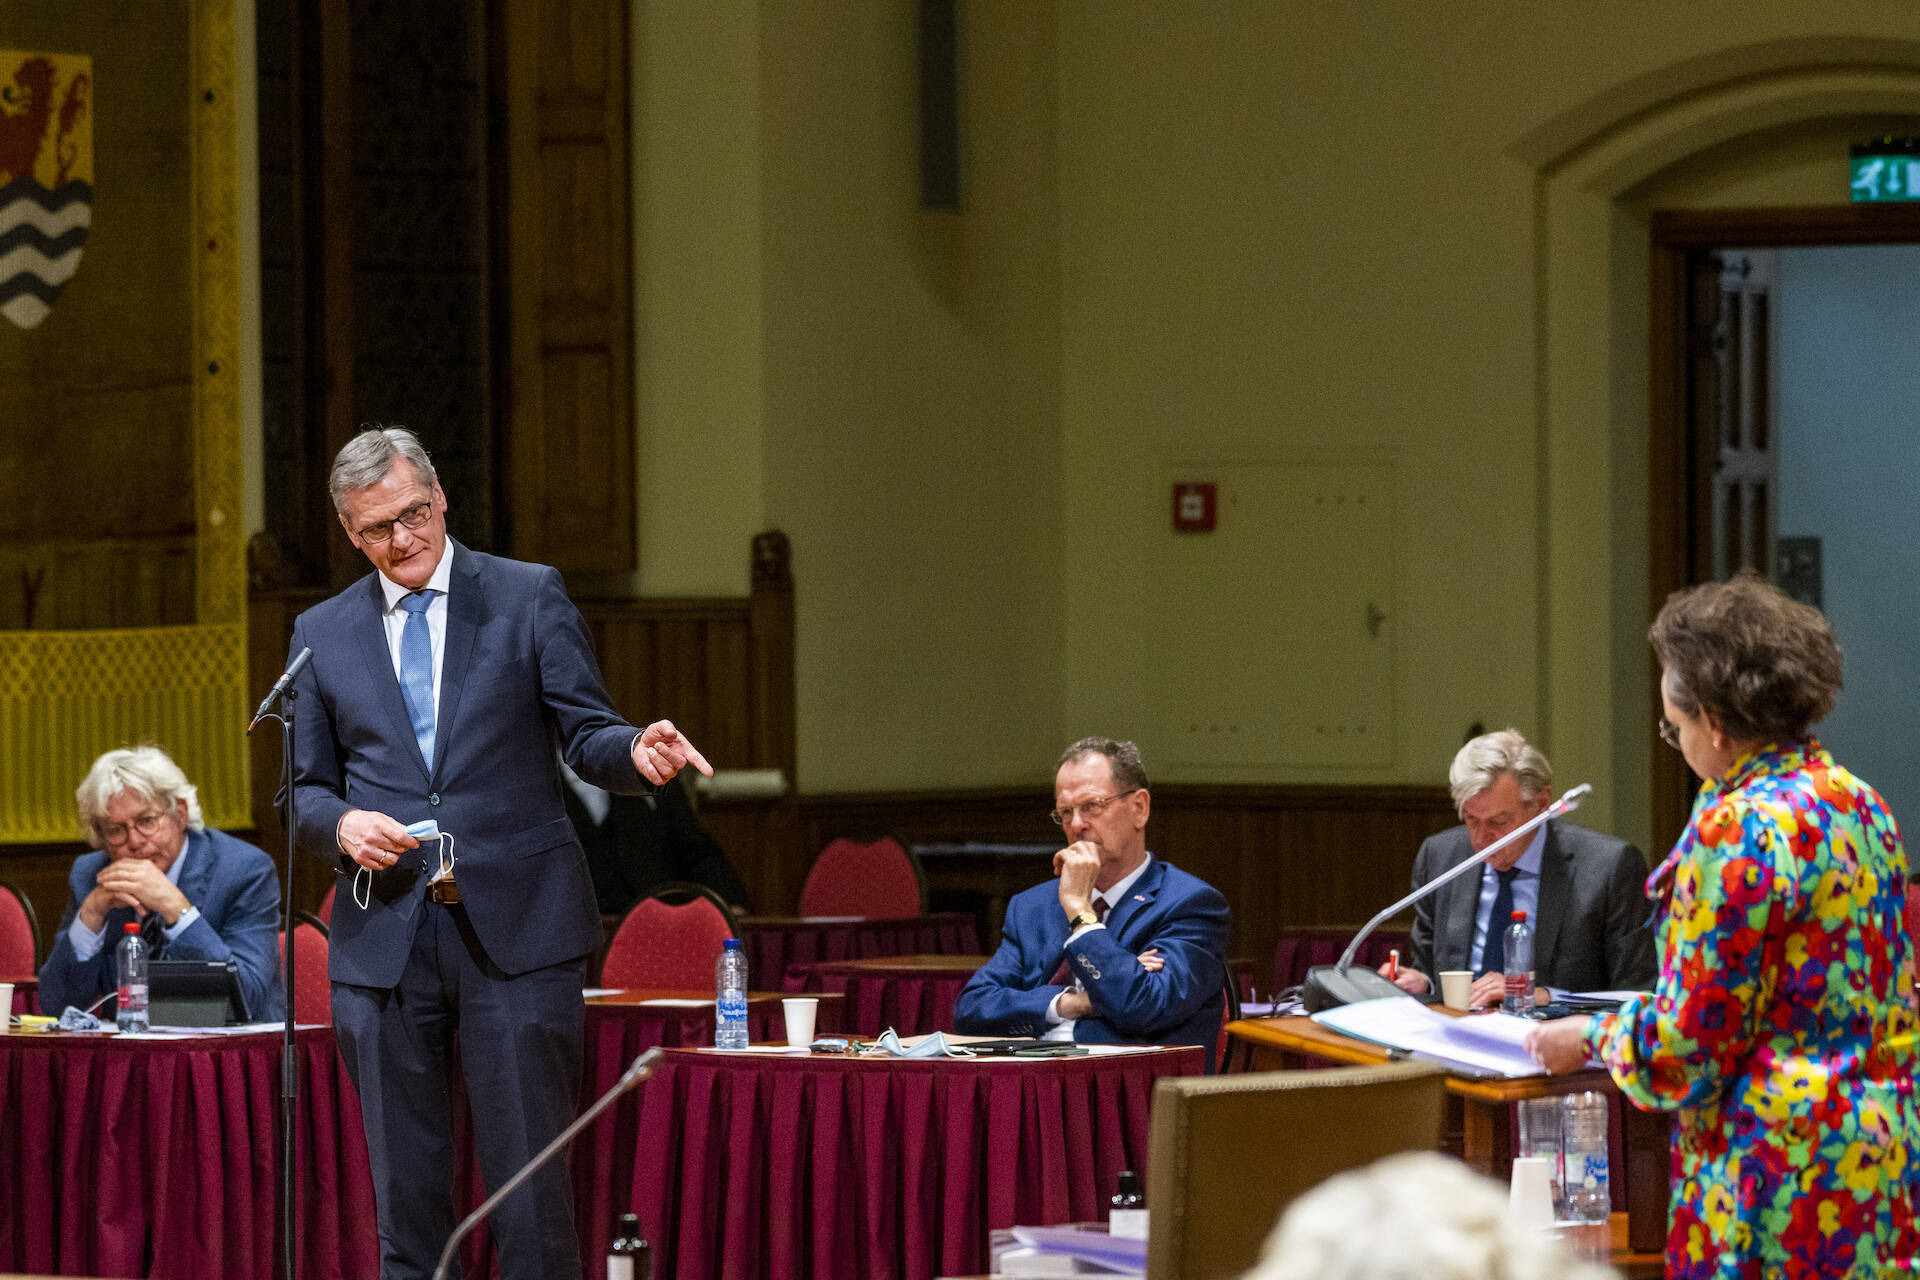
[
  {"xmin": 430, "ymin": 1048, "xmax": 664, "ymax": 1280},
  {"xmin": 248, "ymin": 647, "xmax": 312, "ymax": 733},
  {"xmin": 1301, "ymin": 783, "xmax": 1593, "ymax": 1012}
]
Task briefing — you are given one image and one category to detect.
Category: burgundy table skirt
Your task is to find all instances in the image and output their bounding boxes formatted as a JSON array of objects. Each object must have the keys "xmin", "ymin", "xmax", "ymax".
[
  {"xmin": 0, "ymin": 1027, "xmax": 377, "ymax": 1280},
  {"xmin": 625, "ymin": 1045, "xmax": 1204, "ymax": 1280},
  {"xmin": 2, "ymin": 1004, "xmax": 1182, "ymax": 1280},
  {"xmin": 0, "ymin": 1000, "xmax": 778, "ymax": 1280},
  {"xmin": 739, "ymin": 914, "xmax": 980, "ymax": 986},
  {"xmin": 1271, "ymin": 925, "xmax": 1411, "ymax": 994},
  {"xmin": 786, "ymin": 960, "xmax": 984, "ymax": 1038},
  {"xmin": 572, "ymin": 998, "xmax": 780, "ymax": 1269}
]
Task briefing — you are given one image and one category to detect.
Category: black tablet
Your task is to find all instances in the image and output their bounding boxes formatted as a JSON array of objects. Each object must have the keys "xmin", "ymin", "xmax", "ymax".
[{"xmin": 148, "ymin": 959, "xmax": 250, "ymax": 1027}]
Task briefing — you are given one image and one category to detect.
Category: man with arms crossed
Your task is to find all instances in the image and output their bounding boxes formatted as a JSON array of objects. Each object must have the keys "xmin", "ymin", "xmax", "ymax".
[
  {"xmin": 290, "ymin": 427, "xmax": 709, "ymax": 1279},
  {"xmin": 1382, "ymin": 729, "xmax": 1654, "ymax": 1007},
  {"xmin": 955, "ymin": 738, "xmax": 1230, "ymax": 1066}
]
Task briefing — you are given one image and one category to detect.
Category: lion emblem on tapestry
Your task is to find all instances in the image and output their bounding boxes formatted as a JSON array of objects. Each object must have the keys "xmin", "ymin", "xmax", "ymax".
[{"xmin": 0, "ymin": 51, "xmax": 92, "ymax": 330}]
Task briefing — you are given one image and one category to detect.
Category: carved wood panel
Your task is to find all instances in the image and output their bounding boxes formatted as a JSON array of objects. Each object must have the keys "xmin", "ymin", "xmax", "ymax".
[{"xmin": 504, "ymin": 0, "xmax": 633, "ymax": 571}]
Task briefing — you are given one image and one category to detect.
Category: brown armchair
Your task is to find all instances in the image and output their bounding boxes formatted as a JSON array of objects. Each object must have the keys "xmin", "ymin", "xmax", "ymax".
[{"xmin": 1145, "ymin": 1060, "xmax": 1448, "ymax": 1280}]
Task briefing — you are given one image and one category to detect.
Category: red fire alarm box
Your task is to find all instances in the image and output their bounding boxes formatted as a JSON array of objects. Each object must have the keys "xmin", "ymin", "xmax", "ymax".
[{"xmin": 1172, "ymin": 482, "xmax": 1216, "ymax": 532}]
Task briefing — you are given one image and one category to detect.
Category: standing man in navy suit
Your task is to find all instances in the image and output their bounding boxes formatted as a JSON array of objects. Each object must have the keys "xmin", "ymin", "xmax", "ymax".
[
  {"xmin": 955, "ymin": 738, "xmax": 1229, "ymax": 1067},
  {"xmin": 289, "ymin": 427, "xmax": 710, "ymax": 1280}
]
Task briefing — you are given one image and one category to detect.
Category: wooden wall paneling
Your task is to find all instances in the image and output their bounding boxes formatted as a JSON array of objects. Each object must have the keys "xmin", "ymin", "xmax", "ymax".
[
  {"xmin": 314, "ymin": 0, "xmax": 359, "ymax": 591},
  {"xmin": 747, "ymin": 533, "xmax": 797, "ymax": 784},
  {"xmin": 652, "ymin": 618, "xmax": 707, "ymax": 731},
  {"xmin": 781, "ymin": 783, "xmax": 1457, "ymax": 985},
  {"xmin": 504, "ymin": 0, "xmax": 633, "ymax": 572},
  {"xmin": 701, "ymin": 621, "xmax": 753, "ymax": 765},
  {"xmin": 0, "ymin": 540, "xmax": 197, "ymax": 630}
]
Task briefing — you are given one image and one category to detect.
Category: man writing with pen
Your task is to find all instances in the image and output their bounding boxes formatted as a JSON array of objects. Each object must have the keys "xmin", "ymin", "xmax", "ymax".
[
  {"xmin": 954, "ymin": 738, "xmax": 1231, "ymax": 1067},
  {"xmin": 1381, "ymin": 730, "xmax": 1655, "ymax": 1007}
]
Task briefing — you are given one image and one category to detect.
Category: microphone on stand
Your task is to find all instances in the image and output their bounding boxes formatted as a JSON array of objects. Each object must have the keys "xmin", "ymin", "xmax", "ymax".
[
  {"xmin": 248, "ymin": 647, "xmax": 312, "ymax": 733},
  {"xmin": 430, "ymin": 1048, "xmax": 664, "ymax": 1280},
  {"xmin": 1301, "ymin": 783, "xmax": 1593, "ymax": 1012}
]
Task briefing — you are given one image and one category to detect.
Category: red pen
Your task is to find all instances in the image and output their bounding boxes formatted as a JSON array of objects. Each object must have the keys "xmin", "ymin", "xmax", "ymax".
[{"xmin": 1388, "ymin": 949, "xmax": 1399, "ymax": 982}]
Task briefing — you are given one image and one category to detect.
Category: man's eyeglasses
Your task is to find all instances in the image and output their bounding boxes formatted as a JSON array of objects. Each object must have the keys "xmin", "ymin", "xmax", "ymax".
[
  {"xmin": 353, "ymin": 500, "xmax": 434, "ymax": 544},
  {"xmin": 1049, "ymin": 789, "xmax": 1142, "ymax": 827},
  {"xmin": 1657, "ymin": 718, "xmax": 1681, "ymax": 750},
  {"xmin": 97, "ymin": 809, "xmax": 171, "ymax": 846}
]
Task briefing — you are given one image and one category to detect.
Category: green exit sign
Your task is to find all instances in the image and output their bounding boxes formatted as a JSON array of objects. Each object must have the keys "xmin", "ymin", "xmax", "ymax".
[{"xmin": 1852, "ymin": 142, "xmax": 1920, "ymax": 202}]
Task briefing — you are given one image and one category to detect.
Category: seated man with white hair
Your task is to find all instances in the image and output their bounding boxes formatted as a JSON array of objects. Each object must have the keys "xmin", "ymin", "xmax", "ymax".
[
  {"xmin": 38, "ymin": 745, "xmax": 285, "ymax": 1020},
  {"xmin": 1381, "ymin": 729, "xmax": 1654, "ymax": 1008}
]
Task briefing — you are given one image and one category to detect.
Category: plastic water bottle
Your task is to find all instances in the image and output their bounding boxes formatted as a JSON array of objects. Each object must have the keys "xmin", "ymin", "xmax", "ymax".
[
  {"xmin": 1501, "ymin": 909, "xmax": 1534, "ymax": 1017},
  {"xmin": 1563, "ymin": 1091, "xmax": 1611, "ymax": 1222},
  {"xmin": 116, "ymin": 922, "xmax": 149, "ymax": 1033},
  {"xmin": 1108, "ymin": 1169, "xmax": 1149, "ymax": 1239},
  {"xmin": 714, "ymin": 938, "xmax": 749, "ymax": 1050},
  {"xmin": 607, "ymin": 1210, "xmax": 652, "ymax": 1280}
]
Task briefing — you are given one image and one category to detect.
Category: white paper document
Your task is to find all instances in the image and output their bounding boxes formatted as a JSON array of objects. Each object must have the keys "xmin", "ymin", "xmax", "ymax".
[{"xmin": 1311, "ymin": 998, "xmax": 1546, "ymax": 1077}]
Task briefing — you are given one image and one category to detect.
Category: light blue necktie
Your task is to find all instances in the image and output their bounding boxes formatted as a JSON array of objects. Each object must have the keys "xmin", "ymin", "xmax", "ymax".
[{"xmin": 398, "ymin": 590, "xmax": 437, "ymax": 770}]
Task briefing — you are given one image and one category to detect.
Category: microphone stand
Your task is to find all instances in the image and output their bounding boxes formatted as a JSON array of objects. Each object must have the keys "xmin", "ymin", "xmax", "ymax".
[
  {"xmin": 1302, "ymin": 783, "xmax": 1593, "ymax": 1012},
  {"xmin": 249, "ymin": 683, "xmax": 301, "ymax": 1280},
  {"xmin": 430, "ymin": 1048, "xmax": 665, "ymax": 1280}
]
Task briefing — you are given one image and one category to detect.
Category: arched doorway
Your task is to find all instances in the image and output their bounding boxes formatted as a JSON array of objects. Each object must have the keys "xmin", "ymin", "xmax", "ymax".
[{"xmin": 1510, "ymin": 39, "xmax": 1920, "ymax": 854}]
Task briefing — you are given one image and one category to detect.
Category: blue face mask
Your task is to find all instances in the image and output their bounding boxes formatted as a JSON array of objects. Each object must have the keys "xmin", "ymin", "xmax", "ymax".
[
  {"xmin": 873, "ymin": 1028, "xmax": 973, "ymax": 1059},
  {"xmin": 352, "ymin": 821, "xmax": 456, "ymax": 911}
]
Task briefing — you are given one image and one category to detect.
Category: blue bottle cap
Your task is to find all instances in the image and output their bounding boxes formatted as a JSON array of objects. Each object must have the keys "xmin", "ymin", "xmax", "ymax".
[{"xmin": 723, "ymin": 938, "xmax": 741, "ymax": 950}]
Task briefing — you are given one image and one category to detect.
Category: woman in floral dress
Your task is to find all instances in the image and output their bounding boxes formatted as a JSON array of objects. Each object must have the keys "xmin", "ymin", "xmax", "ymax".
[{"xmin": 1527, "ymin": 573, "xmax": 1918, "ymax": 1278}]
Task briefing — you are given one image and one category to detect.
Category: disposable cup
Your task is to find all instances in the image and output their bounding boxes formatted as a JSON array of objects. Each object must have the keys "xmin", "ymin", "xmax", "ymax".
[
  {"xmin": 0, "ymin": 982, "xmax": 12, "ymax": 1033},
  {"xmin": 782, "ymin": 997, "xmax": 819, "ymax": 1048},
  {"xmin": 1439, "ymin": 970, "xmax": 1474, "ymax": 1010},
  {"xmin": 1509, "ymin": 1155, "xmax": 1556, "ymax": 1231},
  {"xmin": 1517, "ymin": 1095, "xmax": 1566, "ymax": 1218}
]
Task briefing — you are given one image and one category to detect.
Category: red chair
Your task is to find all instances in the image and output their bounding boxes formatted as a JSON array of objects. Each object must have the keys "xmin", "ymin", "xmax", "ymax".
[
  {"xmin": 0, "ymin": 880, "xmax": 41, "ymax": 976},
  {"xmin": 278, "ymin": 911, "xmax": 333, "ymax": 1025},
  {"xmin": 798, "ymin": 836, "xmax": 925, "ymax": 918},
  {"xmin": 317, "ymin": 882, "xmax": 336, "ymax": 927},
  {"xmin": 601, "ymin": 883, "xmax": 739, "ymax": 990}
]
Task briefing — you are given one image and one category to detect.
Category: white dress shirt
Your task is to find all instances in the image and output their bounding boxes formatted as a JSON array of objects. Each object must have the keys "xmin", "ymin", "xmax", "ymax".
[{"xmin": 375, "ymin": 545, "xmax": 455, "ymax": 713}]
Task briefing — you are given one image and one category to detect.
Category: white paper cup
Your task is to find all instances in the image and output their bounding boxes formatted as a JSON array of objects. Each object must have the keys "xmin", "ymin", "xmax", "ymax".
[
  {"xmin": 0, "ymin": 982, "xmax": 12, "ymax": 1033},
  {"xmin": 1509, "ymin": 1155, "xmax": 1556, "ymax": 1231},
  {"xmin": 1439, "ymin": 970, "xmax": 1474, "ymax": 1010},
  {"xmin": 782, "ymin": 997, "xmax": 819, "ymax": 1048}
]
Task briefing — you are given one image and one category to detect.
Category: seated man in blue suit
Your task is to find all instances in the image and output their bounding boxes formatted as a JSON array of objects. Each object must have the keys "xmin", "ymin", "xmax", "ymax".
[
  {"xmin": 39, "ymin": 744, "xmax": 284, "ymax": 1021},
  {"xmin": 955, "ymin": 738, "xmax": 1229, "ymax": 1066}
]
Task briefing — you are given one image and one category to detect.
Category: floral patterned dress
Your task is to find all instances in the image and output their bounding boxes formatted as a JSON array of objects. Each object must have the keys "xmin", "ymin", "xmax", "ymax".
[{"xmin": 1586, "ymin": 739, "xmax": 1919, "ymax": 1278}]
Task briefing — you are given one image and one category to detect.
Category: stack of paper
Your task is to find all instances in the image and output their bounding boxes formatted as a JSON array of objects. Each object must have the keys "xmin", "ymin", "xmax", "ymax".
[
  {"xmin": 984, "ymin": 1226, "xmax": 1146, "ymax": 1276},
  {"xmin": 1311, "ymin": 998, "xmax": 1546, "ymax": 1077}
]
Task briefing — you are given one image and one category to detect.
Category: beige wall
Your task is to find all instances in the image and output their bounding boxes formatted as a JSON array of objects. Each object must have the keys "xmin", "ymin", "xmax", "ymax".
[
  {"xmin": 240, "ymin": 4, "xmax": 1920, "ymax": 822},
  {"xmin": 618, "ymin": 2, "xmax": 1920, "ymax": 811},
  {"xmin": 629, "ymin": 1, "xmax": 1066, "ymax": 791},
  {"xmin": 1046, "ymin": 5, "xmax": 1920, "ymax": 849}
]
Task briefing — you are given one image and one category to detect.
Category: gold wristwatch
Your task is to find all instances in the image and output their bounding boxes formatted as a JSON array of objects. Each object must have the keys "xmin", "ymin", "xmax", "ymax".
[{"xmin": 1068, "ymin": 908, "xmax": 1100, "ymax": 930}]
